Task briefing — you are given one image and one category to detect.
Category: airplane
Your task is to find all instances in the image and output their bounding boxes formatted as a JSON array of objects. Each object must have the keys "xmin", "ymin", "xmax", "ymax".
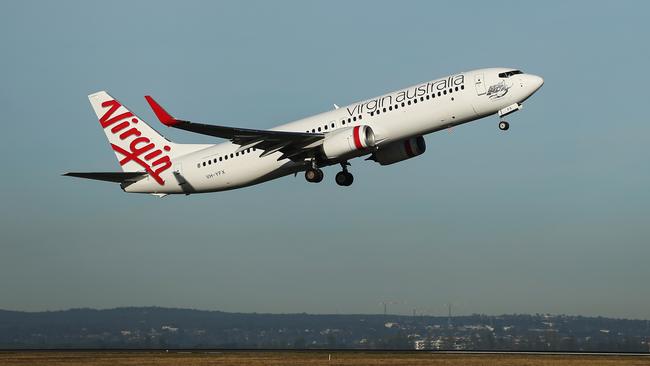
[{"xmin": 64, "ymin": 68, "xmax": 543, "ymax": 196}]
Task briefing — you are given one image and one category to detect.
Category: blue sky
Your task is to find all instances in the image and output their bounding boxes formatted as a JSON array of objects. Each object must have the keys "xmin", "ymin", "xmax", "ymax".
[{"xmin": 1, "ymin": 1, "xmax": 649, "ymax": 318}]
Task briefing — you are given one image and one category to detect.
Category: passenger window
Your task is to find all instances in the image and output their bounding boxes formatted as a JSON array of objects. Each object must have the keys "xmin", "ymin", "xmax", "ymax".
[
  {"xmin": 420, "ymin": 97, "xmax": 424, "ymax": 101},
  {"xmin": 388, "ymin": 106, "xmax": 392, "ymax": 111},
  {"xmin": 455, "ymin": 86, "xmax": 459, "ymax": 91},
  {"xmin": 413, "ymin": 99, "xmax": 417, "ymax": 104},
  {"xmin": 382, "ymin": 108, "xmax": 386, "ymax": 112},
  {"xmin": 230, "ymin": 153, "xmax": 233, "ymax": 158},
  {"xmin": 461, "ymin": 85, "xmax": 465, "ymax": 90},
  {"xmin": 358, "ymin": 115, "xmax": 362, "ymax": 120},
  {"xmin": 197, "ymin": 163, "xmax": 200, "ymax": 168},
  {"xmin": 401, "ymin": 102, "xmax": 405, "ymax": 107},
  {"xmin": 324, "ymin": 125, "xmax": 328, "ymax": 130},
  {"xmin": 437, "ymin": 91, "xmax": 441, "ymax": 97},
  {"xmin": 331, "ymin": 122, "xmax": 335, "ymax": 127},
  {"xmin": 219, "ymin": 157, "xmax": 223, "ymax": 161},
  {"xmin": 407, "ymin": 100, "xmax": 411, "ymax": 105},
  {"xmin": 443, "ymin": 90, "xmax": 447, "ymax": 95},
  {"xmin": 202, "ymin": 162, "xmax": 206, "ymax": 166},
  {"xmin": 426, "ymin": 95, "xmax": 430, "ymax": 100}
]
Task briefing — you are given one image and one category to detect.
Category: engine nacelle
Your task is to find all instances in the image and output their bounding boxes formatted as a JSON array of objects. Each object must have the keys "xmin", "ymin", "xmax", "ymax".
[
  {"xmin": 370, "ymin": 136, "xmax": 426, "ymax": 165},
  {"xmin": 322, "ymin": 125, "xmax": 376, "ymax": 159}
]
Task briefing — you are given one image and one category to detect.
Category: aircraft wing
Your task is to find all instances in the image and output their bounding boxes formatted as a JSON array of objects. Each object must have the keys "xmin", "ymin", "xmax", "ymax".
[{"xmin": 145, "ymin": 96, "xmax": 324, "ymax": 161}]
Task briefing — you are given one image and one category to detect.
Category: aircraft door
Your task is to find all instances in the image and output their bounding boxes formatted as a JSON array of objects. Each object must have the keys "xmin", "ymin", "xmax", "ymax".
[{"xmin": 474, "ymin": 73, "xmax": 486, "ymax": 96}]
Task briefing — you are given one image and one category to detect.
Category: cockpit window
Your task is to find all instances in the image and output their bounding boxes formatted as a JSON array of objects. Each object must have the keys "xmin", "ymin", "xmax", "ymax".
[{"xmin": 498, "ymin": 70, "xmax": 523, "ymax": 78}]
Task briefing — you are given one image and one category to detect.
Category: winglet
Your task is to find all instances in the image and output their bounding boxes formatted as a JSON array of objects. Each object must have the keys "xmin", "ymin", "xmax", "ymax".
[{"xmin": 144, "ymin": 95, "xmax": 179, "ymax": 126}]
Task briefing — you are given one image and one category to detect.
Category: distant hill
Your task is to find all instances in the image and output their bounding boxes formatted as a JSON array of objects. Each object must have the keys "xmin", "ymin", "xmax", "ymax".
[{"xmin": 0, "ymin": 307, "xmax": 648, "ymax": 351}]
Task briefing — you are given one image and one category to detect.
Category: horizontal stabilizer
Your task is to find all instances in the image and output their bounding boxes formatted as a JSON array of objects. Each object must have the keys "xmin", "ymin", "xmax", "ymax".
[{"xmin": 63, "ymin": 172, "xmax": 148, "ymax": 183}]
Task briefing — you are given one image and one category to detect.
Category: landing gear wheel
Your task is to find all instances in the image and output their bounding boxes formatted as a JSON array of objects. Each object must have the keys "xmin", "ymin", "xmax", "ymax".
[
  {"xmin": 344, "ymin": 172, "xmax": 353, "ymax": 186},
  {"xmin": 499, "ymin": 121, "xmax": 510, "ymax": 131},
  {"xmin": 305, "ymin": 168, "xmax": 323, "ymax": 183},
  {"xmin": 335, "ymin": 171, "xmax": 354, "ymax": 186}
]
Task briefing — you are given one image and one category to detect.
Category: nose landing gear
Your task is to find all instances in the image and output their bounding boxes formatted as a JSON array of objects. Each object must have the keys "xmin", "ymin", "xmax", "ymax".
[
  {"xmin": 335, "ymin": 162, "xmax": 354, "ymax": 186},
  {"xmin": 497, "ymin": 103, "xmax": 521, "ymax": 131}
]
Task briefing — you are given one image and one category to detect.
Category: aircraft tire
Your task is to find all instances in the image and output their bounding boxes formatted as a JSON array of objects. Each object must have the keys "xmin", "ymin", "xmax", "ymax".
[
  {"xmin": 335, "ymin": 171, "xmax": 353, "ymax": 186},
  {"xmin": 306, "ymin": 168, "xmax": 323, "ymax": 183}
]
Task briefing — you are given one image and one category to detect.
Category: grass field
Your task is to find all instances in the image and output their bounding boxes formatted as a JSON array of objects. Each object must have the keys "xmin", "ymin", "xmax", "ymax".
[{"xmin": 1, "ymin": 351, "xmax": 649, "ymax": 366}]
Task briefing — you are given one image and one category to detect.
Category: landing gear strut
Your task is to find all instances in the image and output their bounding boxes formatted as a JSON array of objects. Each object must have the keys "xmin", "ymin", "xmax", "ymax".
[
  {"xmin": 335, "ymin": 162, "xmax": 354, "ymax": 187},
  {"xmin": 499, "ymin": 121, "xmax": 510, "ymax": 131}
]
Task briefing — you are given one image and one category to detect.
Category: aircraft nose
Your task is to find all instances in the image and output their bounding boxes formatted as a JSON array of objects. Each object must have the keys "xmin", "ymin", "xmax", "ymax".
[{"xmin": 529, "ymin": 74, "xmax": 544, "ymax": 91}]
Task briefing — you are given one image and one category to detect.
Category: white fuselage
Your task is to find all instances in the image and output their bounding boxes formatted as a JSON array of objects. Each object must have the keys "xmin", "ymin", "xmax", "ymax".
[{"xmin": 125, "ymin": 68, "xmax": 543, "ymax": 194}]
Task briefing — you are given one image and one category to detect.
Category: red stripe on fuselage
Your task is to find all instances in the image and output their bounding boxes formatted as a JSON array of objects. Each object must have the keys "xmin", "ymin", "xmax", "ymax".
[{"xmin": 353, "ymin": 126, "xmax": 363, "ymax": 149}]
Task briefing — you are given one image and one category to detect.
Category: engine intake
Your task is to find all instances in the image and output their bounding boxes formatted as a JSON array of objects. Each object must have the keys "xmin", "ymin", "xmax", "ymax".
[
  {"xmin": 370, "ymin": 136, "xmax": 426, "ymax": 165},
  {"xmin": 322, "ymin": 125, "xmax": 375, "ymax": 159}
]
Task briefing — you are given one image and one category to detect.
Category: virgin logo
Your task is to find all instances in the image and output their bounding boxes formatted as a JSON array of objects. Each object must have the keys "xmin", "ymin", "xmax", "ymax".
[{"xmin": 99, "ymin": 100, "xmax": 171, "ymax": 185}]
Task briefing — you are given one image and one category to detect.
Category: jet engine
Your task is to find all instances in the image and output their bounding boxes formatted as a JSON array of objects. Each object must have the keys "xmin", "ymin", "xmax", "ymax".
[
  {"xmin": 369, "ymin": 136, "xmax": 426, "ymax": 165},
  {"xmin": 322, "ymin": 125, "xmax": 376, "ymax": 159}
]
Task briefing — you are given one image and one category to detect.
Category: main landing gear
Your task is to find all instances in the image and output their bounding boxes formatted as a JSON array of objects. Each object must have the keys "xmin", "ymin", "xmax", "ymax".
[
  {"xmin": 498, "ymin": 121, "xmax": 510, "ymax": 131},
  {"xmin": 335, "ymin": 162, "xmax": 354, "ymax": 187},
  {"xmin": 304, "ymin": 161, "xmax": 354, "ymax": 186},
  {"xmin": 305, "ymin": 167, "xmax": 324, "ymax": 183},
  {"xmin": 305, "ymin": 158, "xmax": 324, "ymax": 183}
]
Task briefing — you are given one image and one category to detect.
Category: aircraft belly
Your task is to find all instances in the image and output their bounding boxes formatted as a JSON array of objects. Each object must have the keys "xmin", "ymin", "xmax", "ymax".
[
  {"xmin": 123, "ymin": 174, "xmax": 184, "ymax": 194},
  {"xmin": 199, "ymin": 154, "xmax": 299, "ymax": 192}
]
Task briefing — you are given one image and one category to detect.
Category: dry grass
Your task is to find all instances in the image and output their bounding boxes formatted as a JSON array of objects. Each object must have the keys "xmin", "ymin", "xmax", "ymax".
[{"xmin": 0, "ymin": 351, "xmax": 649, "ymax": 366}]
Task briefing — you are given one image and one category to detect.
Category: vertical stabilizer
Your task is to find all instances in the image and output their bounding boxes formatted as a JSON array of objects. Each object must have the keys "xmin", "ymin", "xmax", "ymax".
[{"xmin": 88, "ymin": 91, "xmax": 209, "ymax": 185}]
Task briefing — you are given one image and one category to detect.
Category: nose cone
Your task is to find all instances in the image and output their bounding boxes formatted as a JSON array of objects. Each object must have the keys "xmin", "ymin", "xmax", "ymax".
[{"xmin": 529, "ymin": 74, "xmax": 544, "ymax": 91}]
